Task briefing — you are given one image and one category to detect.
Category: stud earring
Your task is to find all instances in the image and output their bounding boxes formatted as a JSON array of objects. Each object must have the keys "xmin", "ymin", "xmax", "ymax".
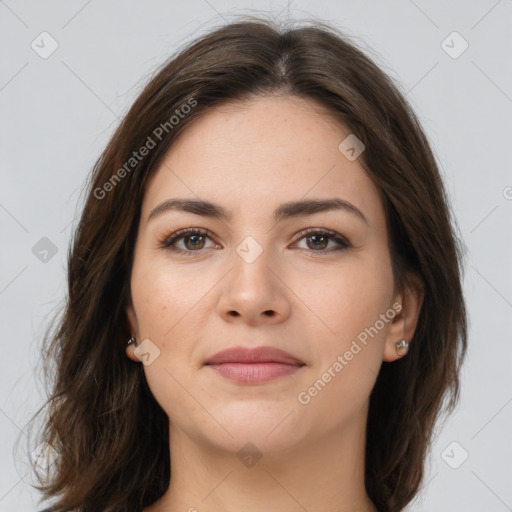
[
  {"xmin": 127, "ymin": 336, "xmax": 136, "ymax": 346},
  {"xmin": 395, "ymin": 339, "xmax": 409, "ymax": 356}
]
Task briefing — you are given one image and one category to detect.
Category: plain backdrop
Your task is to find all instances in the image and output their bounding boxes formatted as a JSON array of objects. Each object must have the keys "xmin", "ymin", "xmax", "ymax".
[{"xmin": 1, "ymin": 1, "xmax": 511, "ymax": 511}]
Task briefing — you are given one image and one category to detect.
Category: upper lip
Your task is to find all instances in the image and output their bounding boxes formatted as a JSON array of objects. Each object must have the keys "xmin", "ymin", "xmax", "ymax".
[{"xmin": 204, "ymin": 346, "xmax": 305, "ymax": 366}]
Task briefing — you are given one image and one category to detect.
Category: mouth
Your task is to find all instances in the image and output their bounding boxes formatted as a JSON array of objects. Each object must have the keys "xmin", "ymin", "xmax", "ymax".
[{"xmin": 204, "ymin": 346, "xmax": 305, "ymax": 384}]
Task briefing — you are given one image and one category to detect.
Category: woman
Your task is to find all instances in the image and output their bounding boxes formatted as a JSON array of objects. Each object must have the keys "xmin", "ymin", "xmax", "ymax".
[{"xmin": 31, "ymin": 16, "xmax": 467, "ymax": 512}]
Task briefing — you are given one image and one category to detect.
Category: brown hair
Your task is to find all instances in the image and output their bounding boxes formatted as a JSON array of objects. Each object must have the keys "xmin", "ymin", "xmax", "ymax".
[{"xmin": 27, "ymin": 16, "xmax": 467, "ymax": 512}]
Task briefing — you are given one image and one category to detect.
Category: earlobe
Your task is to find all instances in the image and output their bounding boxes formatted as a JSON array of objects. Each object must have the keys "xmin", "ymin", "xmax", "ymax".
[
  {"xmin": 383, "ymin": 276, "xmax": 424, "ymax": 362},
  {"xmin": 125, "ymin": 303, "xmax": 140, "ymax": 362}
]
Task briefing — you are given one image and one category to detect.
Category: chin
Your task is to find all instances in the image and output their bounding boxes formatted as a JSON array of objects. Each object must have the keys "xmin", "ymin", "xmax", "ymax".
[{"xmin": 207, "ymin": 401, "xmax": 307, "ymax": 453}]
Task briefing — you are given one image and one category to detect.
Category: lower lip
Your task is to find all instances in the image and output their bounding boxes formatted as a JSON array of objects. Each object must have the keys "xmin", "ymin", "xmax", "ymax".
[{"xmin": 206, "ymin": 362, "xmax": 303, "ymax": 383}]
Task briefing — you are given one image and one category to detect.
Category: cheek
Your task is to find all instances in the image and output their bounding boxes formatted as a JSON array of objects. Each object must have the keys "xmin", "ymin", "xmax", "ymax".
[
  {"xmin": 131, "ymin": 259, "xmax": 214, "ymax": 339},
  {"xmin": 130, "ymin": 263, "xmax": 206, "ymax": 423},
  {"xmin": 294, "ymin": 253, "xmax": 394, "ymax": 421},
  {"xmin": 298, "ymin": 250, "xmax": 395, "ymax": 347},
  {"xmin": 130, "ymin": 258, "xmax": 221, "ymax": 392}
]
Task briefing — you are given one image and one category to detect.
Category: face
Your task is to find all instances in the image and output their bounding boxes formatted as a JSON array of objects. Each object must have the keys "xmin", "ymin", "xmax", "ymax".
[{"xmin": 125, "ymin": 95, "xmax": 415, "ymax": 456}]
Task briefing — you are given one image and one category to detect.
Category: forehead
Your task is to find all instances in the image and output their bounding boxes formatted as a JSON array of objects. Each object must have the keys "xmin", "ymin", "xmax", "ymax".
[{"xmin": 141, "ymin": 95, "xmax": 385, "ymax": 227}]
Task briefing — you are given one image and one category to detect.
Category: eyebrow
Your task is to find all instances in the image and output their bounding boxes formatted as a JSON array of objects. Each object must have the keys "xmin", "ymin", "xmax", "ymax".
[{"xmin": 147, "ymin": 198, "xmax": 368, "ymax": 225}]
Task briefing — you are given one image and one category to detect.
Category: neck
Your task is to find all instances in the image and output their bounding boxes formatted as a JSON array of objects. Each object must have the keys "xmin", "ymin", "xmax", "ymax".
[{"xmin": 146, "ymin": 403, "xmax": 377, "ymax": 512}]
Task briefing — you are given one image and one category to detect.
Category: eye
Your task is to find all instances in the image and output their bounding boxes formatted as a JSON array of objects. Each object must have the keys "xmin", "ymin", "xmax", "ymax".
[
  {"xmin": 293, "ymin": 228, "xmax": 351, "ymax": 253},
  {"xmin": 160, "ymin": 227, "xmax": 220, "ymax": 255}
]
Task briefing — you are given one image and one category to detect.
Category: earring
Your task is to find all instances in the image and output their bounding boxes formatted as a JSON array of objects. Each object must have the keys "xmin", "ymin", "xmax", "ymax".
[
  {"xmin": 127, "ymin": 336, "xmax": 136, "ymax": 346},
  {"xmin": 395, "ymin": 339, "xmax": 409, "ymax": 356}
]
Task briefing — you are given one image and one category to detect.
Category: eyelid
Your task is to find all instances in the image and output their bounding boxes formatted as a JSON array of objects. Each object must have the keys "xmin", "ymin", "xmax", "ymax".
[{"xmin": 292, "ymin": 227, "xmax": 350, "ymax": 245}]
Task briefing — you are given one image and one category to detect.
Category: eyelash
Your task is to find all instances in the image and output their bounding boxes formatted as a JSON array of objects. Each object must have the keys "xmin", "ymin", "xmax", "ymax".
[{"xmin": 159, "ymin": 227, "xmax": 351, "ymax": 256}]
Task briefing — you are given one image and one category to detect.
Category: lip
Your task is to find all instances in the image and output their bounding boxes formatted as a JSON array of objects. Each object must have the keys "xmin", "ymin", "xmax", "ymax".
[
  {"xmin": 205, "ymin": 346, "xmax": 304, "ymax": 365},
  {"xmin": 204, "ymin": 346, "xmax": 305, "ymax": 384}
]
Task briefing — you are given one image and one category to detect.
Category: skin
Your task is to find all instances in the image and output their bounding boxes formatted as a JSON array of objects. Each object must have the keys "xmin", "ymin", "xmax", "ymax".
[{"xmin": 125, "ymin": 95, "xmax": 423, "ymax": 512}]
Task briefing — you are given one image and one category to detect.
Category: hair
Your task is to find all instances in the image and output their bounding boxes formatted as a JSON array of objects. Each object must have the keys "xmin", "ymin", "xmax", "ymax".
[{"xmin": 27, "ymin": 16, "xmax": 467, "ymax": 512}]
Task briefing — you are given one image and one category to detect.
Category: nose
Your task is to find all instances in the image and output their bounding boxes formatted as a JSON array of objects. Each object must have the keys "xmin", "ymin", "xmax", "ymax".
[{"xmin": 216, "ymin": 244, "xmax": 291, "ymax": 326}]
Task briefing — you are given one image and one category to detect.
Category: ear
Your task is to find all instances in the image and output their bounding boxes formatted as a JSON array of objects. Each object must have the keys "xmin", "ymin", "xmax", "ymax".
[
  {"xmin": 125, "ymin": 301, "xmax": 141, "ymax": 362},
  {"xmin": 383, "ymin": 274, "xmax": 424, "ymax": 362}
]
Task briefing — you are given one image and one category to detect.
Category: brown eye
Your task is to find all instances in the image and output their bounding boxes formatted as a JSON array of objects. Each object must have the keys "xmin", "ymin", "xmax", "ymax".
[
  {"xmin": 294, "ymin": 229, "xmax": 351, "ymax": 253},
  {"xmin": 161, "ymin": 228, "xmax": 218, "ymax": 255},
  {"xmin": 305, "ymin": 234, "xmax": 329, "ymax": 250},
  {"xmin": 183, "ymin": 233, "xmax": 206, "ymax": 250}
]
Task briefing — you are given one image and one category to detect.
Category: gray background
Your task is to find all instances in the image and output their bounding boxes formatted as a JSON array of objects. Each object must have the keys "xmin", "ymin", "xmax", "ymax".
[{"xmin": 1, "ymin": 1, "xmax": 511, "ymax": 511}]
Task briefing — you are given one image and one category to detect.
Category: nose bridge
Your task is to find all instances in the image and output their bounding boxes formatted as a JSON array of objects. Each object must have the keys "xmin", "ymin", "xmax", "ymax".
[
  {"xmin": 231, "ymin": 233, "xmax": 274, "ymax": 292},
  {"xmin": 217, "ymin": 232, "xmax": 290, "ymax": 323}
]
